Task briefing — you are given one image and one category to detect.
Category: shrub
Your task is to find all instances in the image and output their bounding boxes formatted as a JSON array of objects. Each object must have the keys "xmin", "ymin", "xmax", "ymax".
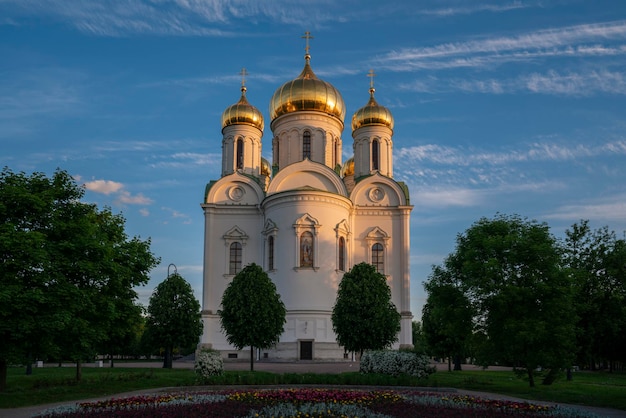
[
  {"xmin": 194, "ymin": 348, "xmax": 224, "ymax": 381},
  {"xmin": 360, "ymin": 350, "xmax": 436, "ymax": 378}
]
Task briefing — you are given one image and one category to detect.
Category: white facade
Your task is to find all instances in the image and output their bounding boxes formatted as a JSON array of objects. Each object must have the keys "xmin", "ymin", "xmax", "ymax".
[{"xmin": 200, "ymin": 52, "xmax": 413, "ymax": 361}]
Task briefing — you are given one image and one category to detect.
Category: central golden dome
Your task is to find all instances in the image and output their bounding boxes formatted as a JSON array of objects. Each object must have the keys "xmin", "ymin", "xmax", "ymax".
[{"xmin": 270, "ymin": 54, "xmax": 345, "ymax": 123}]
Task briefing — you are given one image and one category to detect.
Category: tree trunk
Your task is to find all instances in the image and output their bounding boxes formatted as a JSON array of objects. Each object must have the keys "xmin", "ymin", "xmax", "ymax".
[
  {"xmin": 26, "ymin": 352, "xmax": 33, "ymax": 375},
  {"xmin": 527, "ymin": 368, "xmax": 535, "ymax": 387},
  {"xmin": 163, "ymin": 347, "xmax": 173, "ymax": 368},
  {"xmin": 110, "ymin": 353, "xmax": 114, "ymax": 368},
  {"xmin": 567, "ymin": 367, "xmax": 573, "ymax": 381},
  {"xmin": 453, "ymin": 354, "xmax": 462, "ymax": 371},
  {"xmin": 447, "ymin": 356, "xmax": 452, "ymax": 372},
  {"xmin": 250, "ymin": 346, "xmax": 254, "ymax": 371},
  {"xmin": 75, "ymin": 360, "xmax": 82, "ymax": 382},
  {"xmin": 0, "ymin": 358, "xmax": 7, "ymax": 392}
]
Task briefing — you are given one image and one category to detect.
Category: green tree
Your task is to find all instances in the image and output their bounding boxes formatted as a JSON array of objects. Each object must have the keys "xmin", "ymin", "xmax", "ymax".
[
  {"xmin": 411, "ymin": 321, "xmax": 427, "ymax": 354},
  {"xmin": 218, "ymin": 263, "xmax": 286, "ymax": 371},
  {"xmin": 0, "ymin": 168, "xmax": 158, "ymax": 388},
  {"xmin": 563, "ymin": 220, "xmax": 626, "ymax": 371},
  {"xmin": 146, "ymin": 272, "xmax": 203, "ymax": 368},
  {"xmin": 435, "ymin": 214, "xmax": 576, "ymax": 386},
  {"xmin": 422, "ymin": 279, "xmax": 473, "ymax": 371},
  {"xmin": 331, "ymin": 262, "xmax": 401, "ymax": 356}
]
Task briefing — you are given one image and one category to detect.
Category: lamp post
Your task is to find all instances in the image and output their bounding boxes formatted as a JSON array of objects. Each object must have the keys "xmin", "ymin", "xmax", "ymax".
[{"xmin": 167, "ymin": 263, "xmax": 177, "ymax": 278}]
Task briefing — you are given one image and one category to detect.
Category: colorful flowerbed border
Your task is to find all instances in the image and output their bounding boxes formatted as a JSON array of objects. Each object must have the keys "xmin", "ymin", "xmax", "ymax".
[{"xmin": 34, "ymin": 388, "xmax": 600, "ymax": 418}]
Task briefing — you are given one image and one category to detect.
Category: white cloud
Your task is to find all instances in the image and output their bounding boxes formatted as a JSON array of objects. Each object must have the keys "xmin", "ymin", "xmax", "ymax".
[
  {"xmin": 418, "ymin": 2, "xmax": 529, "ymax": 17},
  {"xmin": 403, "ymin": 70, "xmax": 626, "ymax": 96},
  {"xmin": 117, "ymin": 191, "xmax": 153, "ymax": 205},
  {"xmin": 2, "ymin": 0, "xmax": 350, "ymax": 37},
  {"xmin": 377, "ymin": 20, "xmax": 626, "ymax": 73},
  {"xmin": 83, "ymin": 178, "xmax": 153, "ymax": 206},
  {"xmin": 84, "ymin": 179, "xmax": 124, "ymax": 195},
  {"xmin": 139, "ymin": 208, "xmax": 150, "ymax": 216},
  {"xmin": 161, "ymin": 206, "xmax": 192, "ymax": 224},
  {"xmin": 544, "ymin": 195, "xmax": 626, "ymax": 223}
]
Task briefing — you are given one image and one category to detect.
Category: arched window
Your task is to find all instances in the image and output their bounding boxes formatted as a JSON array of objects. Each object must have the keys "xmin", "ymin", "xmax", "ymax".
[
  {"xmin": 372, "ymin": 243, "xmax": 384, "ymax": 274},
  {"xmin": 303, "ymin": 131, "xmax": 311, "ymax": 159},
  {"xmin": 338, "ymin": 237, "xmax": 346, "ymax": 271},
  {"xmin": 372, "ymin": 139, "xmax": 379, "ymax": 171},
  {"xmin": 229, "ymin": 242, "xmax": 242, "ymax": 275},
  {"xmin": 236, "ymin": 138, "xmax": 244, "ymax": 170},
  {"xmin": 300, "ymin": 231, "xmax": 314, "ymax": 268},
  {"xmin": 268, "ymin": 236, "xmax": 275, "ymax": 270}
]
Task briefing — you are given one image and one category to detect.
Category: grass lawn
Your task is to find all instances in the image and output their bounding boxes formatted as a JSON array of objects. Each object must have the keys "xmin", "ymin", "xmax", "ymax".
[{"xmin": 1, "ymin": 365, "xmax": 625, "ymax": 411}]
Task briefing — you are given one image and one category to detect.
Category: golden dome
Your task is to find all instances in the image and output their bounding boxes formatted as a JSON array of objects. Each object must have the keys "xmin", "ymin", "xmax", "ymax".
[
  {"xmin": 341, "ymin": 157, "xmax": 354, "ymax": 177},
  {"xmin": 351, "ymin": 87, "xmax": 394, "ymax": 131},
  {"xmin": 261, "ymin": 157, "xmax": 271, "ymax": 176},
  {"xmin": 222, "ymin": 86, "xmax": 264, "ymax": 131},
  {"xmin": 270, "ymin": 54, "xmax": 345, "ymax": 123}
]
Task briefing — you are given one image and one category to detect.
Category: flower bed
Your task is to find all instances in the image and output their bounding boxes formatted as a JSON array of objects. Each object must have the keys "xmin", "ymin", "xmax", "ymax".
[{"xmin": 34, "ymin": 388, "xmax": 599, "ymax": 418}]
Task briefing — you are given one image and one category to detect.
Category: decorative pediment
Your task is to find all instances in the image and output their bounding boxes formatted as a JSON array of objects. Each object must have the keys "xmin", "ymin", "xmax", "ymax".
[
  {"xmin": 334, "ymin": 219, "xmax": 350, "ymax": 237},
  {"xmin": 263, "ymin": 219, "xmax": 278, "ymax": 235},
  {"xmin": 223, "ymin": 226, "xmax": 248, "ymax": 246},
  {"xmin": 365, "ymin": 226, "xmax": 389, "ymax": 243}
]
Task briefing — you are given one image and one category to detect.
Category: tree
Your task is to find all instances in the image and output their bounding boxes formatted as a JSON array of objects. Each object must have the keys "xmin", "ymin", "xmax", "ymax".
[
  {"xmin": 422, "ymin": 279, "xmax": 473, "ymax": 371},
  {"xmin": 218, "ymin": 263, "xmax": 286, "ymax": 371},
  {"xmin": 0, "ymin": 168, "xmax": 158, "ymax": 389},
  {"xmin": 146, "ymin": 272, "xmax": 203, "ymax": 368},
  {"xmin": 563, "ymin": 220, "xmax": 626, "ymax": 371},
  {"xmin": 433, "ymin": 214, "xmax": 576, "ymax": 387},
  {"xmin": 411, "ymin": 321, "xmax": 427, "ymax": 354},
  {"xmin": 331, "ymin": 262, "xmax": 401, "ymax": 356}
]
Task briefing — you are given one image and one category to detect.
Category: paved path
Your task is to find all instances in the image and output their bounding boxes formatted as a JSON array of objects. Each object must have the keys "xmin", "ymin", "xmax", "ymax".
[{"xmin": 1, "ymin": 361, "xmax": 624, "ymax": 418}]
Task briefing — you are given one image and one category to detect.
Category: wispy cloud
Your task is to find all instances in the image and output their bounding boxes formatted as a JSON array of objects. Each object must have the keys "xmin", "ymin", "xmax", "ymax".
[
  {"xmin": 0, "ymin": 69, "xmax": 84, "ymax": 121},
  {"xmin": 377, "ymin": 20, "xmax": 626, "ymax": 72},
  {"xmin": 2, "ymin": 0, "xmax": 349, "ymax": 37},
  {"xmin": 418, "ymin": 1, "xmax": 529, "ymax": 17},
  {"xmin": 544, "ymin": 194, "xmax": 626, "ymax": 223},
  {"xmin": 403, "ymin": 70, "xmax": 626, "ymax": 95},
  {"xmin": 161, "ymin": 206, "xmax": 192, "ymax": 224},
  {"xmin": 396, "ymin": 140, "xmax": 626, "ymax": 167}
]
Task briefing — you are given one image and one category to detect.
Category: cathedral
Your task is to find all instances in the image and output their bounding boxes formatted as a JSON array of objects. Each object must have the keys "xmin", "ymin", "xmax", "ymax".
[{"xmin": 200, "ymin": 37, "xmax": 413, "ymax": 360}]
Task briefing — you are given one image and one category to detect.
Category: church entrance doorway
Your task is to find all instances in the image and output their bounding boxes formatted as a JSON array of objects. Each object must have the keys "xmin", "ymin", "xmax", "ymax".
[{"xmin": 299, "ymin": 340, "xmax": 313, "ymax": 360}]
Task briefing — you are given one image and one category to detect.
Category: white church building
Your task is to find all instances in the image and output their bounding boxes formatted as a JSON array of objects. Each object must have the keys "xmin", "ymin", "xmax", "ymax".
[{"xmin": 200, "ymin": 40, "xmax": 413, "ymax": 361}]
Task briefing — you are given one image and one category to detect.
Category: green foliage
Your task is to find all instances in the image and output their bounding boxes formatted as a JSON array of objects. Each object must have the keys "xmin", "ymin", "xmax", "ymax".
[
  {"xmin": 422, "ymin": 282, "xmax": 472, "ymax": 370},
  {"xmin": 332, "ymin": 262, "xmax": 401, "ymax": 355},
  {"xmin": 563, "ymin": 220, "xmax": 626, "ymax": 371},
  {"xmin": 424, "ymin": 214, "xmax": 576, "ymax": 387},
  {"xmin": 0, "ymin": 167, "xmax": 159, "ymax": 388},
  {"xmin": 218, "ymin": 263, "xmax": 286, "ymax": 370},
  {"xmin": 146, "ymin": 273, "xmax": 203, "ymax": 368},
  {"xmin": 410, "ymin": 321, "xmax": 427, "ymax": 354}
]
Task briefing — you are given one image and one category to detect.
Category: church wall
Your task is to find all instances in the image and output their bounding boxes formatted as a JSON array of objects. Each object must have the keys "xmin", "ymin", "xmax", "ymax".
[{"xmin": 199, "ymin": 203, "xmax": 263, "ymax": 351}]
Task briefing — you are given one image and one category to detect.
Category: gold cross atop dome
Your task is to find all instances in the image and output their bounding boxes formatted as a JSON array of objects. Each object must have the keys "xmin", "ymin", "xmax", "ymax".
[
  {"xmin": 302, "ymin": 31, "xmax": 314, "ymax": 57},
  {"xmin": 368, "ymin": 69, "xmax": 376, "ymax": 90},
  {"xmin": 239, "ymin": 67, "xmax": 248, "ymax": 93}
]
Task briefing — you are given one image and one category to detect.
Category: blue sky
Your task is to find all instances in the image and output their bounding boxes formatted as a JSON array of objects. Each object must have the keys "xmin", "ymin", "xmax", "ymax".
[{"xmin": 2, "ymin": 0, "xmax": 626, "ymax": 319}]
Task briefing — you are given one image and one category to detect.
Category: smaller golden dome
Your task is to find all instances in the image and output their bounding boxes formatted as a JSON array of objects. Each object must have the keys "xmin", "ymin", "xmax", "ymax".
[
  {"xmin": 341, "ymin": 157, "xmax": 354, "ymax": 177},
  {"xmin": 261, "ymin": 157, "xmax": 271, "ymax": 176},
  {"xmin": 222, "ymin": 86, "xmax": 264, "ymax": 131},
  {"xmin": 351, "ymin": 87, "xmax": 394, "ymax": 131}
]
